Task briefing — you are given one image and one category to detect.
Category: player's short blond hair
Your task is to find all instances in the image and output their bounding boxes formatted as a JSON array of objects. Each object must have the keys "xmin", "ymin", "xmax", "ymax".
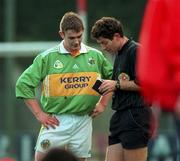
[{"xmin": 60, "ymin": 12, "xmax": 84, "ymax": 32}]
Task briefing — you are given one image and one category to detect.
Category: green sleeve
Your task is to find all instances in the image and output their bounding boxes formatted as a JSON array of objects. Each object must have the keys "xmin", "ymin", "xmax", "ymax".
[
  {"xmin": 15, "ymin": 54, "xmax": 46, "ymax": 99},
  {"xmin": 101, "ymin": 55, "xmax": 113, "ymax": 79}
]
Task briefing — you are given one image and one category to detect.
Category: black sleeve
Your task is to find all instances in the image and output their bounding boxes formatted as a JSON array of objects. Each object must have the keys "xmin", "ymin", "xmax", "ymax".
[
  {"xmin": 112, "ymin": 56, "xmax": 118, "ymax": 80},
  {"xmin": 129, "ymin": 45, "xmax": 138, "ymax": 84}
]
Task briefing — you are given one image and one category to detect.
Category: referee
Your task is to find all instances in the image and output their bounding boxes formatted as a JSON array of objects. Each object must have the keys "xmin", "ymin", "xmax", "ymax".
[{"xmin": 91, "ymin": 17, "xmax": 154, "ymax": 161}]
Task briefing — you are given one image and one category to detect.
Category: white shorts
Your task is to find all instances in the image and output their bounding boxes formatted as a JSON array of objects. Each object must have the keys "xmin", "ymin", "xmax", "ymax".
[{"xmin": 35, "ymin": 114, "xmax": 92, "ymax": 158}]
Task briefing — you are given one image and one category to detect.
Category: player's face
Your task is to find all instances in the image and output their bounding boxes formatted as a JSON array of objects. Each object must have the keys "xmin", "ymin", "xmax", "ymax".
[
  {"xmin": 60, "ymin": 29, "xmax": 83, "ymax": 52},
  {"xmin": 96, "ymin": 36, "xmax": 119, "ymax": 54}
]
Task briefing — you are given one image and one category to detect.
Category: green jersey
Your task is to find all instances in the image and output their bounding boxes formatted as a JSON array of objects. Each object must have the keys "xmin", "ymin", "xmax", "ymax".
[{"xmin": 16, "ymin": 41, "xmax": 113, "ymax": 115}]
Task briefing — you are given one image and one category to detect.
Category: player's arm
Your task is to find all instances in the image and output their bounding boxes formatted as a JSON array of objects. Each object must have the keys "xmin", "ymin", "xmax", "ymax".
[
  {"xmin": 24, "ymin": 99, "xmax": 59, "ymax": 129},
  {"xmin": 16, "ymin": 55, "xmax": 58, "ymax": 128},
  {"xmin": 90, "ymin": 92, "xmax": 113, "ymax": 118}
]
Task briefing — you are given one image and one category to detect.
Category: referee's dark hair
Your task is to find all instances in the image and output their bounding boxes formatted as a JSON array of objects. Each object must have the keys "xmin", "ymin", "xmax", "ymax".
[
  {"xmin": 41, "ymin": 148, "xmax": 78, "ymax": 161},
  {"xmin": 91, "ymin": 17, "xmax": 124, "ymax": 40}
]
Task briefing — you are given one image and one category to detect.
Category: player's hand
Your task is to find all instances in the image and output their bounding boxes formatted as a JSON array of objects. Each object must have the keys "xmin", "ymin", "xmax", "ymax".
[
  {"xmin": 99, "ymin": 80, "xmax": 116, "ymax": 95},
  {"xmin": 90, "ymin": 102, "xmax": 106, "ymax": 118},
  {"xmin": 35, "ymin": 112, "xmax": 59, "ymax": 129}
]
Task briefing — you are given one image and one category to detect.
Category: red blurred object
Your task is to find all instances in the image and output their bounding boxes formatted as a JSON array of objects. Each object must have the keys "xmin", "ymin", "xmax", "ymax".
[
  {"xmin": 137, "ymin": 0, "xmax": 180, "ymax": 110},
  {"xmin": 77, "ymin": 0, "xmax": 87, "ymax": 11},
  {"xmin": 0, "ymin": 157, "xmax": 16, "ymax": 161}
]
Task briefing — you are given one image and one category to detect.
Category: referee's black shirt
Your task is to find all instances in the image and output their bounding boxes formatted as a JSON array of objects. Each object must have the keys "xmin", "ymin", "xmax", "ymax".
[{"xmin": 111, "ymin": 39, "xmax": 147, "ymax": 111}]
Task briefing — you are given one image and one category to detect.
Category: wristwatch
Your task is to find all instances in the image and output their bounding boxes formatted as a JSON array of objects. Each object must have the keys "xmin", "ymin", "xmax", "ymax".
[{"xmin": 115, "ymin": 80, "xmax": 120, "ymax": 89}]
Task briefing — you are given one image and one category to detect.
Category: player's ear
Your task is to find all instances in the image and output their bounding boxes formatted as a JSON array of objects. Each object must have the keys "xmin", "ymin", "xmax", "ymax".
[{"xmin": 59, "ymin": 31, "xmax": 65, "ymax": 39}]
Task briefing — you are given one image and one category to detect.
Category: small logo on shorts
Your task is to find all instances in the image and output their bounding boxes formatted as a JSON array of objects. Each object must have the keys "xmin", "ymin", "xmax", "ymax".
[{"xmin": 41, "ymin": 139, "xmax": 50, "ymax": 150}]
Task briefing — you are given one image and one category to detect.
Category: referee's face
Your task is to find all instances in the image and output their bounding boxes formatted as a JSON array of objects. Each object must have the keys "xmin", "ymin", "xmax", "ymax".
[{"xmin": 96, "ymin": 36, "xmax": 118, "ymax": 54}]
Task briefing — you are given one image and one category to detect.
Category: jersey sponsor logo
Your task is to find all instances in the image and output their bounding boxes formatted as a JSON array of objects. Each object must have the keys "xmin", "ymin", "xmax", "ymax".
[
  {"xmin": 61, "ymin": 76, "xmax": 91, "ymax": 89},
  {"xmin": 118, "ymin": 73, "xmax": 130, "ymax": 81},
  {"xmin": 60, "ymin": 76, "xmax": 91, "ymax": 83},
  {"xmin": 54, "ymin": 60, "xmax": 63, "ymax": 69},
  {"xmin": 43, "ymin": 72, "xmax": 100, "ymax": 96}
]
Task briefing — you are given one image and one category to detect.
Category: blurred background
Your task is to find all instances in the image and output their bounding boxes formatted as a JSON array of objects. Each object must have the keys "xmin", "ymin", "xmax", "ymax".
[{"xmin": 0, "ymin": 0, "xmax": 180, "ymax": 161}]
